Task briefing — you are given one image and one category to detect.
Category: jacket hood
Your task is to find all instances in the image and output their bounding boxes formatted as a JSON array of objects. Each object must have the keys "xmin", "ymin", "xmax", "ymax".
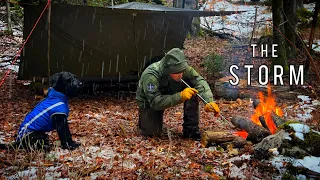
[{"xmin": 161, "ymin": 48, "xmax": 188, "ymax": 75}]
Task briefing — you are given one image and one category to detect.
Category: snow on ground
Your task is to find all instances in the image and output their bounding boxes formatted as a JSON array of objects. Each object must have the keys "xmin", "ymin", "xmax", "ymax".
[
  {"xmin": 200, "ymin": 0, "xmax": 317, "ymax": 47},
  {"xmin": 201, "ymin": 0, "xmax": 271, "ymax": 39},
  {"xmin": 271, "ymin": 155, "xmax": 320, "ymax": 174},
  {"xmin": 284, "ymin": 95, "xmax": 320, "ymax": 122}
]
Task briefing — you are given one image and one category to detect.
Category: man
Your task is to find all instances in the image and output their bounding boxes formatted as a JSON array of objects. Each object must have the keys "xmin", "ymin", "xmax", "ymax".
[
  {"xmin": 136, "ymin": 48, "xmax": 220, "ymax": 141},
  {"xmin": 0, "ymin": 72, "xmax": 82, "ymax": 151}
]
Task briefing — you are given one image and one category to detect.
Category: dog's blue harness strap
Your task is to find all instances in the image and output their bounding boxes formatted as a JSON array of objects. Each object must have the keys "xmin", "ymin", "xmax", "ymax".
[{"xmin": 17, "ymin": 88, "xmax": 69, "ymax": 140}]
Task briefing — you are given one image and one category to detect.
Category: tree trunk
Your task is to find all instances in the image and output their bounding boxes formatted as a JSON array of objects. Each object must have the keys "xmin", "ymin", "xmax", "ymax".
[
  {"xmin": 47, "ymin": 0, "xmax": 51, "ymax": 81},
  {"xmin": 306, "ymin": 1, "xmax": 319, "ymax": 71},
  {"xmin": 271, "ymin": 0, "xmax": 288, "ymax": 72},
  {"xmin": 6, "ymin": 0, "xmax": 13, "ymax": 35},
  {"xmin": 173, "ymin": 0, "xmax": 183, "ymax": 8},
  {"xmin": 174, "ymin": 0, "xmax": 200, "ymax": 37},
  {"xmin": 283, "ymin": 0, "xmax": 297, "ymax": 58}
]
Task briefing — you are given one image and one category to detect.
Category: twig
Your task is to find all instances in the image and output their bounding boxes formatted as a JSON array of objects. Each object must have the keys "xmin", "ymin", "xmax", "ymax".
[{"xmin": 245, "ymin": 6, "xmax": 258, "ymax": 64}]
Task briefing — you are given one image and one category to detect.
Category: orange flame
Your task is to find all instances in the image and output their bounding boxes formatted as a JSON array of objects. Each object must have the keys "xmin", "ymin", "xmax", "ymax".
[
  {"xmin": 251, "ymin": 85, "xmax": 283, "ymax": 134},
  {"xmin": 233, "ymin": 130, "xmax": 249, "ymax": 139}
]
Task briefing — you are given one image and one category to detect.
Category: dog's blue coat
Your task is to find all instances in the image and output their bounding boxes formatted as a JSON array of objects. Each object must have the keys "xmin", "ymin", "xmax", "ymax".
[{"xmin": 17, "ymin": 88, "xmax": 69, "ymax": 140}]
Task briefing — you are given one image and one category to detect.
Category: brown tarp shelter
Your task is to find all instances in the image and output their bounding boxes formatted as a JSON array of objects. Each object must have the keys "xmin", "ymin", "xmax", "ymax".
[{"xmin": 18, "ymin": 2, "xmax": 239, "ymax": 83}]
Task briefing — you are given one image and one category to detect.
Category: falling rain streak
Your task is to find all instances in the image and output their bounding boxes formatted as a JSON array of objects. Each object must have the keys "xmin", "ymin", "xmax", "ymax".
[
  {"xmin": 86, "ymin": 63, "xmax": 90, "ymax": 75},
  {"xmin": 143, "ymin": 56, "xmax": 146, "ymax": 72},
  {"xmin": 92, "ymin": 8, "xmax": 96, "ymax": 24},
  {"xmin": 149, "ymin": 48, "xmax": 153, "ymax": 61},
  {"xmin": 116, "ymin": 54, "xmax": 119, "ymax": 72},
  {"xmin": 78, "ymin": 50, "xmax": 82, "ymax": 62},
  {"xmin": 109, "ymin": 60, "xmax": 112, "ymax": 73},
  {"xmin": 81, "ymin": 63, "xmax": 84, "ymax": 77},
  {"xmin": 101, "ymin": 61, "xmax": 105, "ymax": 78},
  {"xmin": 75, "ymin": 8, "xmax": 79, "ymax": 20},
  {"xmin": 100, "ymin": 20, "xmax": 102, "ymax": 33},
  {"xmin": 137, "ymin": 29, "xmax": 141, "ymax": 43},
  {"xmin": 163, "ymin": 35, "xmax": 166, "ymax": 49}
]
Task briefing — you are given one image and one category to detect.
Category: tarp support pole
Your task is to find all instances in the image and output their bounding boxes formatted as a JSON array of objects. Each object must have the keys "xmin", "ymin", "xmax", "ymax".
[{"xmin": 47, "ymin": 0, "xmax": 51, "ymax": 84}]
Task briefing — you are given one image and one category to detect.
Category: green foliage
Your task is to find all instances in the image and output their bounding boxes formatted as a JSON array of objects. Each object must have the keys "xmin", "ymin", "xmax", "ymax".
[
  {"xmin": 12, "ymin": 3, "xmax": 24, "ymax": 20},
  {"xmin": 281, "ymin": 172, "xmax": 297, "ymax": 180},
  {"xmin": 198, "ymin": 28, "xmax": 204, "ymax": 37},
  {"xmin": 216, "ymin": 146, "xmax": 224, "ymax": 152},
  {"xmin": 279, "ymin": 122, "xmax": 320, "ymax": 157},
  {"xmin": 203, "ymin": 164, "xmax": 213, "ymax": 173},
  {"xmin": 263, "ymin": 0, "xmax": 271, "ymax": 6},
  {"xmin": 296, "ymin": 7, "xmax": 320, "ymax": 28},
  {"xmin": 186, "ymin": 32, "xmax": 192, "ymax": 39},
  {"xmin": 87, "ymin": 0, "xmax": 110, "ymax": 7},
  {"xmin": 201, "ymin": 52, "xmax": 225, "ymax": 78}
]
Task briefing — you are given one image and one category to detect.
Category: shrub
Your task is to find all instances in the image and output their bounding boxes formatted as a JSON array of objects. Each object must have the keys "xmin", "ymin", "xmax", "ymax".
[{"xmin": 201, "ymin": 52, "xmax": 225, "ymax": 78}]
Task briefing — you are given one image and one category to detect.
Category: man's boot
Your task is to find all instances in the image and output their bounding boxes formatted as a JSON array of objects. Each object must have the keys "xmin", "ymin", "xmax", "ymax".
[
  {"xmin": 183, "ymin": 126, "xmax": 201, "ymax": 141},
  {"xmin": 182, "ymin": 96, "xmax": 201, "ymax": 141}
]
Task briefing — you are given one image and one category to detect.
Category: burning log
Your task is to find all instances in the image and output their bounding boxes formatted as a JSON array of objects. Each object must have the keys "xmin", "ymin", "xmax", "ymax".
[
  {"xmin": 231, "ymin": 116, "xmax": 270, "ymax": 142},
  {"xmin": 253, "ymin": 96, "xmax": 286, "ymax": 132},
  {"xmin": 201, "ymin": 131, "xmax": 237, "ymax": 147},
  {"xmin": 258, "ymin": 113, "xmax": 286, "ymax": 130}
]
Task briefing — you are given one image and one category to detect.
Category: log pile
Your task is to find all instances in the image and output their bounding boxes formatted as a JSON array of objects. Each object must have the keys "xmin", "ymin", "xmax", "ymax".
[
  {"xmin": 231, "ymin": 116, "xmax": 270, "ymax": 142},
  {"xmin": 202, "ymin": 97, "xmax": 287, "ymax": 147},
  {"xmin": 201, "ymin": 131, "xmax": 249, "ymax": 148}
]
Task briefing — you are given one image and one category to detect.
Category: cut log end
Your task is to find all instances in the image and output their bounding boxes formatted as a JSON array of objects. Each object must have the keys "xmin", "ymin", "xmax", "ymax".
[{"xmin": 201, "ymin": 131, "xmax": 237, "ymax": 147}]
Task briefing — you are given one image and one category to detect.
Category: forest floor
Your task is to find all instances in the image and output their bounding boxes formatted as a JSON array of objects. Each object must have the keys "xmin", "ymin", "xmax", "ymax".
[
  {"xmin": 0, "ymin": 31, "xmax": 319, "ymax": 179},
  {"xmin": 0, "ymin": 1, "xmax": 320, "ymax": 179}
]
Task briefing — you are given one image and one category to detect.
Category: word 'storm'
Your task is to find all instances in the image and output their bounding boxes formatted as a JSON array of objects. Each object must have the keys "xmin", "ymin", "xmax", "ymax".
[{"xmin": 229, "ymin": 65, "xmax": 304, "ymax": 86}]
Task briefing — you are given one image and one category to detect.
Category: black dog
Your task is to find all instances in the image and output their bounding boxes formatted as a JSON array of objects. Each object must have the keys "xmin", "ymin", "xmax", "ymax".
[{"xmin": 0, "ymin": 72, "xmax": 82, "ymax": 151}]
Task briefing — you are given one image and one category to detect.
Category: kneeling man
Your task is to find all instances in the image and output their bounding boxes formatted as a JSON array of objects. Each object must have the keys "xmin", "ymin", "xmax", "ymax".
[{"xmin": 136, "ymin": 48, "xmax": 220, "ymax": 141}]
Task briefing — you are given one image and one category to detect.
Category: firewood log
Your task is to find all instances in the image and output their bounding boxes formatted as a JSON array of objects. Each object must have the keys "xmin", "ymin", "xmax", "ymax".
[
  {"xmin": 220, "ymin": 137, "xmax": 250, "ymax": 149},
  {"xmin": 253, "ymin": 99, "xmax": 260, "ymax": 109},
  {"xmin": 201, "ymin": 131, "xmax": 237, "ymax": 147},
  {"xmin": 258, "ymin": 113, "xmax": 286, "ymax": 129},
  {"xmin": 259, "ymin": 116, "xmax": 268, "ymax": 130},
  {"xmin": 231, "ymin": 116, "xmax": 270, "ymax": 142},
  {"xmin": 253, "ymin": 99, "xmax": 286, "ymax": 127},
  {"xmin": 271, "ymin": 113, "xmax": 285, "ymax": 126}
]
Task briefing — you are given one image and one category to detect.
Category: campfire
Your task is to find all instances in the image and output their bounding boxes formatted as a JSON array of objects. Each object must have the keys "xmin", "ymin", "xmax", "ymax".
[
  {"xmin": 201, "ymin": 85, "xmax": 286, "ymax": 146},
  {"xmin": 229, "ymin": 85, "xmax": 287, "ymax": 143},
  {"xmin": 250, "ymin": 85, "xmax": 284, "ymax": 134}
]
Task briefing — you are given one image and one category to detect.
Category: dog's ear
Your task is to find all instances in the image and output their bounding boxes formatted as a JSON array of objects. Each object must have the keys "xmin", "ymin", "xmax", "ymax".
[{"xmin": 50, "ymin": 73, "xmax": 64, "ymax": 92}]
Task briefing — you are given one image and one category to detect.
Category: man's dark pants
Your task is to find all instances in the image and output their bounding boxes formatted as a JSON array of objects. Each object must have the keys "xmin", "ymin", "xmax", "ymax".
[{"xmin": 138, "ymin": 96, "xmax": 199, "ymax": 136}]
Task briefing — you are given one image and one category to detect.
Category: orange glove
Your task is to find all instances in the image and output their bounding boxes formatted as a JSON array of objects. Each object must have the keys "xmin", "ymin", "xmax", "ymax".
[
  {"xmin": 205, "ymin": 102, "xmax": 220, "ymax": 116},
  {"xmin": 180, "ymin": 88, "xmax": 198, "ymax": 101}
]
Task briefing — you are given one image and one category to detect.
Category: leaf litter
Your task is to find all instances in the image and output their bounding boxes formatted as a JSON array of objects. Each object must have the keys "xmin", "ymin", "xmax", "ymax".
[{"xmin": 0, "ymin": 33, "xmax": 320, "ymax": 179}]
